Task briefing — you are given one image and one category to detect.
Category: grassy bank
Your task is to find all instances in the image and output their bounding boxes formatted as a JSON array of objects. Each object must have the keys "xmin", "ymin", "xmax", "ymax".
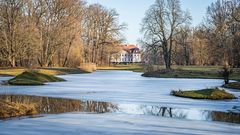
[
  {"xmin": 142, "ymin": 66, "xmax": 240, "ymax": 81},
  {"xmin": 0, "ymin": 67, "xmax": 90, "ymax": 77},
  {"xmin": 142, "ymin": 69, "xmax": 220, "ymax": 79},
  {"xmin": 171, "ymin": 88, "xmax": 236, "ymax": 100},
  {"xmin": 224, "ymin": 82, "xmax": 240, "ymax": 90},
  {"xmin": 8, "ymin": 71, "xmax": 65, "ymax": 85},
  {"xmin": 97, "ymin": 64, "xmax": 144, "ymax": 72},
  {"xmin": 0, "ymin": 100, "xmax": 37, "ymax": 119}
]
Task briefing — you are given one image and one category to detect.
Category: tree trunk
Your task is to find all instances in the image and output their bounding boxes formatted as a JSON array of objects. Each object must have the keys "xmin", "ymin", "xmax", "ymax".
[
  {"xmin": 162, "ymin": 41, "xmax": 171, "ymax": 70},
  {"xmin": 10, "ymin": 57, "xmax": 16, "ymax": 67}
]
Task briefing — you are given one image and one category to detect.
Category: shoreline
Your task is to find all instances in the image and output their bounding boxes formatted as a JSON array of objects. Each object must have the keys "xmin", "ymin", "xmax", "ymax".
[{"xmin": 142, "ymin": 69, "xmax": 240, "ymax": 90}]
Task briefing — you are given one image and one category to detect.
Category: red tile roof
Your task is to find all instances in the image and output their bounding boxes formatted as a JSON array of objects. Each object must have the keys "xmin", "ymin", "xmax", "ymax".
[{"xmin": 119, "ymin": 44, "xmax": 139, "ymax": 51}]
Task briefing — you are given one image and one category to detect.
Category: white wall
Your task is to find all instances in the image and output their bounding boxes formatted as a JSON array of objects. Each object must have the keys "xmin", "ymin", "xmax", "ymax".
[{"xmin": 111, "ymin": 50, "xmax": 141, "ymax": 63}]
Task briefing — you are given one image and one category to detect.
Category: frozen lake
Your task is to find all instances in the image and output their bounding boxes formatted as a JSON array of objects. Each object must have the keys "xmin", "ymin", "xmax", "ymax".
[{"xmin": 0, "ymin": 70, "xmax": 240, "ymax": 134}]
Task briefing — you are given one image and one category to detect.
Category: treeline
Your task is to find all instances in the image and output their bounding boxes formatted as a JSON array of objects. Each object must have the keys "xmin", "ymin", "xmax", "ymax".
[
  {"xmin": 0, "ymin": 0, "xmax": 125, "ymax": 67},
  {"xmin": 142, "ymin": 0, "xmax": 240, "ymax": 69}
]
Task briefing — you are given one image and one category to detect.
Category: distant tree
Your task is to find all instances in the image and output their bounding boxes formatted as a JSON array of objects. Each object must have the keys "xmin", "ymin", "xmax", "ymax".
[
  {"xmin": 82, "ymin": 4, "xmax": 126, "ymax": 65},
  {"xmin": 141, "ymin": 0, "xmax": 191, "ymax": 69},
  {"xmin": 174, "ymin": 26, "xmax": 192, "ymax": 65},
  {"xmin": 0, "ymin": 0, "xmax": 25, "ymax": 67},
  {"xmin": 190, "ymin": 26, "xmax": 212, "ymax": 66},
  {"xmin": 206, "ymin": 0, "xmax": 240, "ymax": 67}
]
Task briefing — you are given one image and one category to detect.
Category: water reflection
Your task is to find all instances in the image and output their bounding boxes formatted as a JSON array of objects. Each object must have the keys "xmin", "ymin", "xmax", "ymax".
[
  {"xmin": 1, "ymin": 95, "xmax": 239, "ymax": 124},
  {"xmin": 207, "ymin": 111, "xmax": 240, "ymax": 124},
  {"xmin": 0, "ymin": 95, "xmax": 118, "ymax": 115},
  {"xmin": 118, "ymin": 104, "xmax": 240, "ymax": 124}
]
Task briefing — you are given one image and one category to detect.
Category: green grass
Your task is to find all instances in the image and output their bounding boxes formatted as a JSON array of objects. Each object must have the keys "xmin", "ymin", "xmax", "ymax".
[
  {"xmin": 8, "ymin": 70, "xmax": 65, "ymax": 85},
  {"xmin": 174, "ymin": 66, "xmax": 222, "ymax": 72},
  {"xmin": 144, "ymin": 65, "xmax": 222, "ymax": 72},
  {"xmin": 97, "ymin": 64, "xmax": 144, "ymax": 72},
  {"xmin": 142, "ymin": 69, "xmax": 220, "ymax": 79},
  {"xmin": 142, "ymin": 66, "xmax": 240, "ymax": 81},
  {"xmin": 171, "ymin": 88, "xmax": 236, "ymax": 100},
  {"xmin": 224, "ymin": 82, "xmax": 240, "ymax": 90}
]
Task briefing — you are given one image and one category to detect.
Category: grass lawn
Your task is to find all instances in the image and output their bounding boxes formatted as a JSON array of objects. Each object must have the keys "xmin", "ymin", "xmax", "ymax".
[
  {"xmin": 0, "ymin": 68, "xmax": 25, "ymax": 76},
  {"xmin": 142, "ymin": 66, "xmax": 240, "ymax": 81},
  {"xmin": 97, "ymin": 64, "xmax": 144, "ymax": 72},
  {"xmin": 8, "ymin": 71, "xmax": 65, "ymax": 85},
  {"xmin": 0, "ymin": 67, "xmax": 89, "ymax": 76},
  {"xmin": 171, "ymin": 88, "xmax": 236, "ymax": 100}
]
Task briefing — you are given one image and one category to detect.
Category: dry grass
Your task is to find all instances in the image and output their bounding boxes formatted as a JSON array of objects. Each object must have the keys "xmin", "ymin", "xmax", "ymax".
[
  {"xmin": 0, "ymin": 100, "xmax": 37, "ymax": 119},
  {"xmin": 0, "ymin": 67, "xmax": 89, "ymax": 76},
  {"xmin": 0, "ymin": 68, "xmax": 25, "ymax": 76},
  {"xmin": 0, "ymin": 68, "xmax": 62, "ymax": 76},
  {"xmin": 98, "ymin": 64, "xmax": 143, "ymax": 72},
  {"xmin": 0, "ymin": 94, "xmax": 117, "ymax": 119},
  {"xmin": 79, "ymin": 63, "xmax": 97, "ymax": 73}
]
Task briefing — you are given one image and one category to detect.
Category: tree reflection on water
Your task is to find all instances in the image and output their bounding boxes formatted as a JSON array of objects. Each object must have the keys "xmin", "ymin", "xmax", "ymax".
[
  {"xmin": 0, "ymin": 95, "xmax": 118, "ymax": 114},
  {"xmin": 206, "ymin": 111, "xmax": 240, "ymax": 124},
  {"xmin": 140, "ymin": 106, "xmax": 187, "ymax": 119},
  {"xmin": 1, "ymin": 95, "xmax": 239, "ymax": 124},
  {"xmin": 139, "ymin": 105, "xmax": 240, "ymax": 124}
]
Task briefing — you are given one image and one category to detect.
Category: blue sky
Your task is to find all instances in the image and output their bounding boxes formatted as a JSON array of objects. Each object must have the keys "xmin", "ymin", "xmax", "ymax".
[{"xmin": 87, "ymin": 0, "xmax": 216, "ymax": 44}]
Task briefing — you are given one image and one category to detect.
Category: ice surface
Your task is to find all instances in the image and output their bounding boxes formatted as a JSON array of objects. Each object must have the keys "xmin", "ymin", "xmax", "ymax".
[
  {"xmin": 1, "ymin": 113, "xmax": 240, "ymax": 135},
  {"xmin": 0, "ymin": 70, "xmax": 239, "ymax": 134}
]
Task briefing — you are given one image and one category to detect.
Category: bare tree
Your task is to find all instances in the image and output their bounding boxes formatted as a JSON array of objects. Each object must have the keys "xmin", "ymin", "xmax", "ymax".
[
  {"xmin": 0, "ymin": 0, "xmax": 125, "ymax": 68},
  {"xmin": 0, "ymin": 0, "xmax": 25, "ymax": 67},
  {"xmin": 141, "ymin": 0, "xmax": 191, "ymax": 69},
  {"xmin": 82, "ymin": 4, "xmax": 125, "ymax": 66},
  {"xmin": 206, "ymin": 0, "xmax": 240, "ymax": 67},
  {"xmin": 174, "ymin": 26, "xmax": 192, "ymax": 65}
]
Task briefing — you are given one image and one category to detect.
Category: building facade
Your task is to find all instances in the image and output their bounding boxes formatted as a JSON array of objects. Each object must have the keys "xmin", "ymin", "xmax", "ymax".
[{"xmin": 111, "ymin": 44, "xmax": 141, "ymax": 63}]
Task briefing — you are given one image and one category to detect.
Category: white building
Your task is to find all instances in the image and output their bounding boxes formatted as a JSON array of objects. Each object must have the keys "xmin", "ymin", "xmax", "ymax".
[{"xmin": 111, "ymin": 44, "xmax": 141, "ymax": 63}]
